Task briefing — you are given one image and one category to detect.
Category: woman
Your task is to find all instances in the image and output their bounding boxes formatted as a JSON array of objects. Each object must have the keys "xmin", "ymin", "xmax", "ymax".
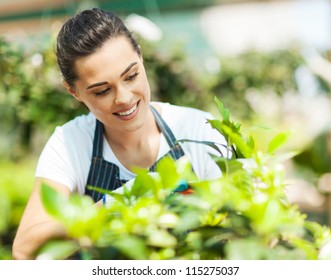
[{"xmin": 12, "ymin": 8, "xmax": 227, "ymax": 259}]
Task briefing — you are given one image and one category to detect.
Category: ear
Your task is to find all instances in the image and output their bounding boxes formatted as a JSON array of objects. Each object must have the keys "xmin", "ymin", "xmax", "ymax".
[{"xmin": 63, "ymin": 81, "xmax": 82, "ymax": 102}]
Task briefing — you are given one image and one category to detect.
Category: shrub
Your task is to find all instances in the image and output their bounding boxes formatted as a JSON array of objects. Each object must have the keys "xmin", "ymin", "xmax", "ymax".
[
  {"xmin": 0, "ymin": 159, "xmax": 35, "ymax": 259},
  {"xmin": 36, "ymin": 98, "xmax": 331, "ymax": 260},
  {"xmin": 211, "ymin": 48, "xmax": 304, "ymax": 120}
]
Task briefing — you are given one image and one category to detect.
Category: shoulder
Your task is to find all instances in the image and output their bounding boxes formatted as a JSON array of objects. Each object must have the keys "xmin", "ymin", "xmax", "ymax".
[
  {"xmin": 35, "ymin": 113, "xmax": 95, "ymax": 193},
  {"xmin": 43, "ymin": 112, "xmax": 96, "ymax": 165},
  {"xmin": 57, "ymin": 112, "xmax": 95, "ymax": 136},
  {"xmin": 153, "ymin": 101, "xmax": 227, "ymax": 148},
  {"xmin": 154, "ymin": 102, "xmax": 213, "ymax": 129},
  {"xmin": 47, "ymin": 112, "xmax": 96, "ymax": 161},
  {"xmin": 48, "ymin": 113, "xmax": 95, "ymax": 148}
]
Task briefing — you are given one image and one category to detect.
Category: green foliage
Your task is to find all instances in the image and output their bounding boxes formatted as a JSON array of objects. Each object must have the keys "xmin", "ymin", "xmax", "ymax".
[
  {"xmin": 0, "ymin": 159, "xmax": 35, "ymax": 259},
  {"xmin": 0, "ymin": 36, "xmax": 87, "ymax": 126},
  {"xmin": 0, "ymin": 35, "xmax": 87, "ymax": 157},
  {"xmin": 37, "ymin": 98, "xmax": 331, "ymax": 260},
  {"xmin": 293, "ymin": 131, "xmax": 331, "ymax": 177},
  {"xmin": 141, "ymin": 39, "xmax": 213, "ymax": 109},
  {"xmin": 211, "ymin": 48, "xmax": 304, "ymax": 120}
]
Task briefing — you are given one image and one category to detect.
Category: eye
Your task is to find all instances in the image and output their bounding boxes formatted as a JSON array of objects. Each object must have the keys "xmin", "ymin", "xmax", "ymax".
[
  {"xmin": 95, "ymin": 87, "xmax": 112, "ymax": 96},
  {"xmin": 125, "ymin": 72, "xmax": 139, "ymax": 82}
]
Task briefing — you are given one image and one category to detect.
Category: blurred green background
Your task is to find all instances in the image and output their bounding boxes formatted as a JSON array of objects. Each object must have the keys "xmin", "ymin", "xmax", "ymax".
[{"xmin": 1, "ymin": 0, "xmax": 331, "ymax": 259}]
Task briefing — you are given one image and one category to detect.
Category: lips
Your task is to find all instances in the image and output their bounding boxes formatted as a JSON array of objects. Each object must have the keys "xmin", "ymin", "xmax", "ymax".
[
  {"xmin": 113, "ymin": 100, "xmax": 140, "ymax": 120},
  {"xmin": 116, "ymin": 103, "xmax": 138, "ymax": 116}
]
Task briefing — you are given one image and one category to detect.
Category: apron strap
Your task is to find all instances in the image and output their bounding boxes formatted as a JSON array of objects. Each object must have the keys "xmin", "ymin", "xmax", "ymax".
[
  {"xmin": 91, "ymin": 120, "xmax": 104, "ymax": 158},
  {"xmin": 150, "ymin": 105, "xmax": 178, "ymax": 148}
]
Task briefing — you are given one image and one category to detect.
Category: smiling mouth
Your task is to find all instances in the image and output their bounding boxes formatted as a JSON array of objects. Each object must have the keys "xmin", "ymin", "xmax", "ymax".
[{"xmin": 114, "ymin": 100, "xmax": 140, "ymax": 117}]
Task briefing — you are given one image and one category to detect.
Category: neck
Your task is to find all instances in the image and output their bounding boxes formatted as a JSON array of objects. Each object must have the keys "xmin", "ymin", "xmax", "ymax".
[{"xmin": 104, "ymin": 108, "xmax": 159, "ymax": 151}]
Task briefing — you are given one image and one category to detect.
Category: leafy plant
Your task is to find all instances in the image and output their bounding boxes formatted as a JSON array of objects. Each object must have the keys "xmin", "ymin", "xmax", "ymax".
[
  {"xmin": 0, "ymin": 36, "xmax": 88, "ymax": 158},
  {"xmin": 0, "ymin": 159, "xmax": 35, "ymax": 259},
  {"xmin": 35, "ymin": 97, "xmax": 331, "ymax": 260},
  {"xmin": 141, "ymin": 39, "xmax": 213, "ymax": 109},
  {"xmin": 211, "ymin": 48, "xmax": 305, "ymax": 120}
]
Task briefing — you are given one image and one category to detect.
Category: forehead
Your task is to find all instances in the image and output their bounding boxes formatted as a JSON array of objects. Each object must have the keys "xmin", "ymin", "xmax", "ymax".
[{"xmin": 74, "ymin": 36, "xmax": 140, "ymax": 81}]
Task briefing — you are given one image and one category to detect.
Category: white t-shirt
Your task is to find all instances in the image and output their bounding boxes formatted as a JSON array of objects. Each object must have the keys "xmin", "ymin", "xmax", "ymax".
[{"xmin": 35, "ymin": 102, "xmax": 228, "ymax": 195}]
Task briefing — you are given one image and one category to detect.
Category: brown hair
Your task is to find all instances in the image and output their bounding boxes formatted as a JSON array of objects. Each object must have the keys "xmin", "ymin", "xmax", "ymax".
[{"xmin": 56, "ymin": 8, "xmax": 141, "ymax": 86}]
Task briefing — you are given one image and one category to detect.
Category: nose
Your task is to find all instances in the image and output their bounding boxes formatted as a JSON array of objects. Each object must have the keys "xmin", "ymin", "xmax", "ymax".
[{"xmin": 114, "ymin": 85, "xmax": 132, "ymax": 105}]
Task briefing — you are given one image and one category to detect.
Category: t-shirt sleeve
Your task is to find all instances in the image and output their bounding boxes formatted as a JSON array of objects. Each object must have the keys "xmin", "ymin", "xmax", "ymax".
[{"xmin": 35, "ymin": 126, "xmax": 77, "ymax": 192}]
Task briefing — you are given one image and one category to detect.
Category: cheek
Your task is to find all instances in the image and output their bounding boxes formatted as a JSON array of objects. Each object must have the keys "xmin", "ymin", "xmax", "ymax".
[
  {"xmin": 85, "ymin": 98, "xmax": 113, "ymax": 114},
  {"xmin": 137, "ymin": 75, "xmax": 150, "ymax": 96}
]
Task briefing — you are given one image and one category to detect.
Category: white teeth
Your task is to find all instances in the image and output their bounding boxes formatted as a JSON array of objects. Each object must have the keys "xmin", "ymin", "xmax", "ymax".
[{"xmin": 117, "ymin": 104, "xmax": 137, "ymax": 116}]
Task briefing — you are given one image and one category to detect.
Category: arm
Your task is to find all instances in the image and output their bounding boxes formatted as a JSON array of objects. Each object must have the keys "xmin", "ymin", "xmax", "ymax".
[{"xmin": 12, "ymin": 178, "xmax": 71, "ymax": 260}]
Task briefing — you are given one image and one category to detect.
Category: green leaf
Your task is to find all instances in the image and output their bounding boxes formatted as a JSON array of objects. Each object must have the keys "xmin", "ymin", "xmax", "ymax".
[
  {"xmin": 156, "ymin": 157, "xmax": 179, "ymax": 189},
  {"xmin": 86, "ymin": 185, "xmax": 112, "ymax": 196},
  {"xmin": 225, "ymin": 239, "xmax": 269, "ymax": 259},
  {"xmin": 212, "ymin": 157, "xmax": 243, "ymax": 174},
  {"xmin": 175, "ymin": 210, "xmax": 201, "ymax": 233},
  {"xmin": 130, "ymin": 169, "xmax": 156, "ymax": 198},
  {"xmin": 222, "ymin": 125, "xmax": 252, "ymax": 158},
  {"xmin": 291, "ymin": 238, "xmax": 319, "ymax": 260},
  {"xmin": 40, "ymin": 183, "xmax": 67, "ymax": 219},
  {"xmin": 208, "ymin": 119, "xmax": 225, "ymax": 137},
  {"xmin": 41, "ymin": 184, "xmax": 106, "ymax": 240},
  {"xmin": 247, "ymin": 135, "xmax": 255, "ymax": 150},
  {"xmin": 264, "ymin": 151, "xmax": 299, "ymax": 165},
  {"xmin": 214, "ymin": 96, "xmax": 230, "ymax": 122},
  {"xmin": 258, "ymin": 199, "xmax": 283, "ymax": 233},
  {"xmin": 36, "ymin": 240, "xmax": 79, "ymax": 260},
  {"xmin": 62, "ymin": 195, "xmax": 106, "ymax": 240},
  {"xmin": 147, "ymin": 228, "xmax": 177, "ymax": 248},
  {"xmin": 175, "ymin": 156, "xmax": 198, "ymax": 181},
  {"xmin": 106, "ymin": 192, "xmax": 126, "ymax": 204},
  {"xmin": 114, "ymin": 235, "xmax": 149, "ymax": 259},
  {"xmin": 268, "ymin": 132, "xmax": 291, "ymax": 153},
  {"xmin": 177, "ymin": 139, "xmax": 225, "ymax": 157}
]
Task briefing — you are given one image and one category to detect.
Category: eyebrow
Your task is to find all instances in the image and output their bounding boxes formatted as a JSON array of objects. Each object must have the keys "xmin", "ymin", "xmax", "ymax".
[
  {"xmin": 86, "ymin": 62, "xmax": 138, "ymax": 90},
  {"xmin": 120, "ymin": 62, "xmax": 138, "ymax": 77},
  {"xmin": 86, "ymin": 81, "xmax": 108, "ymax": 90}
]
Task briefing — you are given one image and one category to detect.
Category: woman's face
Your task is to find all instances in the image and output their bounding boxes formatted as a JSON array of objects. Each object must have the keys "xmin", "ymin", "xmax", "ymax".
[{"xmin": 67, "ymin": 36, "xmax": 151, "ymax": 133}]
